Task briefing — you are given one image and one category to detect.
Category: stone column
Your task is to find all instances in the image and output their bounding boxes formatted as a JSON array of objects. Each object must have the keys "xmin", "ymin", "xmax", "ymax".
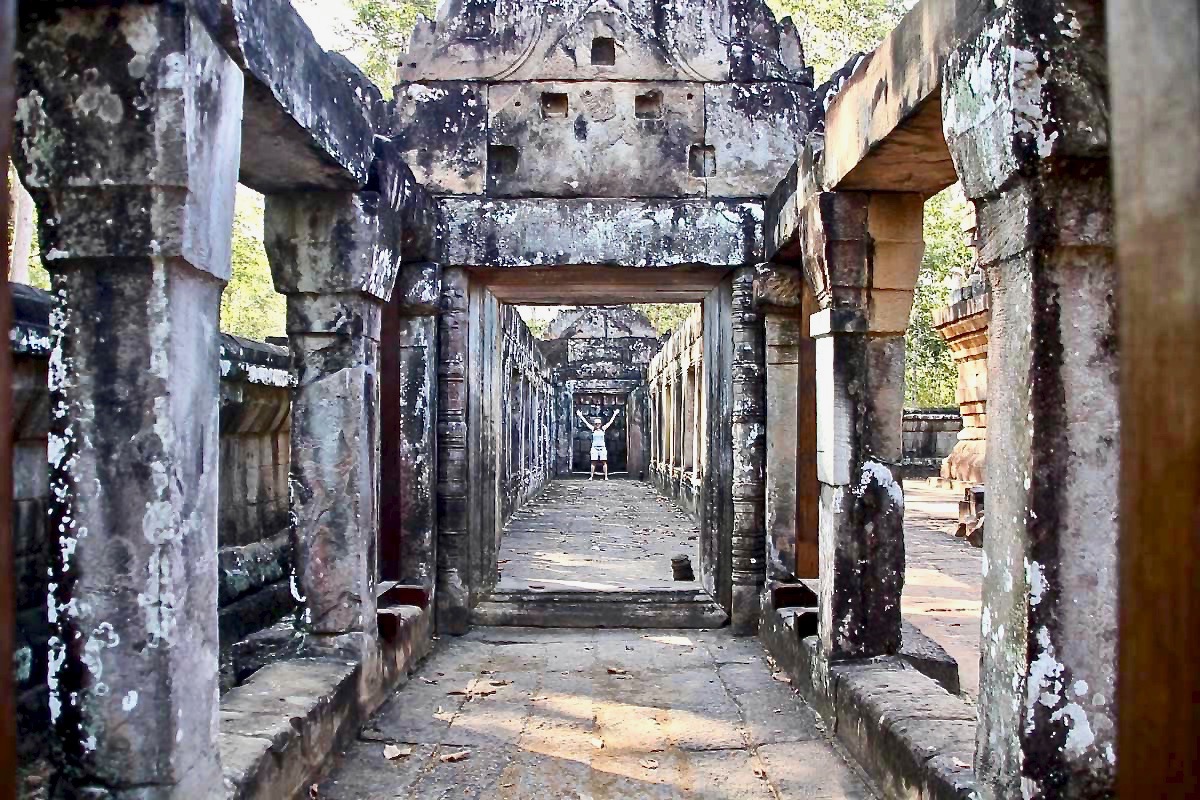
[
  {"xmin": 12, "ymin": 6, "xmax": 242, "ymax": 795},
  {"xmin": 944, "ymin": 4, "xmax": 1117, "ymax": 796},
  {"xmin": 933, "ymin": 276, "xmax": 990, "ymax": 485},
  {"xmin": 266, "ymin": 192, "xmax": 397, "ymax": 642},
  {"xmin": 764, "ymin": 313, "xmax": 802, "ymax": 583},
  {"xmin": 730, "ymin": 266, "xmax": 766, "ymax": 635},
  {"xmin": 805, "ymin": 192, "xmax": 923, "ymax": 660},
  {"xmin": 389, "ymin": 263, "xmax": 441, "ymax": 589},
  {"xmin": 436, "ymin": 268, "xmax": 471, "ymax": 634}
]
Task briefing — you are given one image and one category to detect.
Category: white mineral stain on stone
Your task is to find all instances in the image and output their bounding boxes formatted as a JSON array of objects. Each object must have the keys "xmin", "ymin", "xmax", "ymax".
[
  {"xmin": 1026, "ymin": 559, "xmax": 1047, "ymax": 606},
  {"xmin": 122, "ymin": 690, "xmax": 139, "ymax": 712}
]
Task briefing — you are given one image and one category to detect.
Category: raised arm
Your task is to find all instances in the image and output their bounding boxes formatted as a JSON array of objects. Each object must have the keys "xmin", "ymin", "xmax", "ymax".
[
  {"xmin": 576, "ymin": 410, "xmax": 591, "ymax": 426},
  {"xmin": 602, "ymin": 409, "xmax": 620, "ymax": 430}
]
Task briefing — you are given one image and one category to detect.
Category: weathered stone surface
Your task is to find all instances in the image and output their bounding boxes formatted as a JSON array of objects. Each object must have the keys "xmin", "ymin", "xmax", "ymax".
[
  {"xmin": 441, "ymin": 198, "xmax": 764, "ymax": 268},
  {"xmin": 730, "ymin": 267, "xmax": 766, "ymax": 635},
  {"xmin": 487, "ymin": 81, "xmax": 706, "ymax": 198},
  {"xmin": 944, "ymin": 5, "xmax": 1117, "ymax": 797},
  {"xmin": 15, "ymin": 4, "xmax": 243, "ymax": 282},
  {"xmin": 321, "ymin": 629, "xmax": 874, "ymax": 799},
  {"xmin": 200, "ymin": 0, "xmax": 383, "ymax": 192},
  {"xmin": 397, "ymin": 0, "xmax": 811, "ymax": 84},
  {"xmin": 12, "ymin": 6, "xmax": 242, "ymax": 794},
  {"xmin": 390, "ymin": 82, "xmax": 487, "ymax": 194},
  {"xmin": 266, "ymin": 192, "xmax": 400, "ymax": 301},
  {"xmin": 436, "ymin": 268, "xmax": 472, "ymax": 635},
  {"xmin": 704, "ymin": 82, "xmax": 812, "ymax": 198}
]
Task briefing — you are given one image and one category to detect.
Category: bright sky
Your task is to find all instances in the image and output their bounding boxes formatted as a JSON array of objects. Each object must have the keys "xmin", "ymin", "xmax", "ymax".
[{"xmin": 292, "ymin": 0, "xmax": 356, "ymax": 53}]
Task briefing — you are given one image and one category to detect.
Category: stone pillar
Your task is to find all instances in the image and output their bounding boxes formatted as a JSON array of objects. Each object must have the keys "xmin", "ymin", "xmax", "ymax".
[
  {"xmin": 944, "ymin": 4, "xmax": 1117, "ymax": 796},
  {"xmin": 764, "ymin": 313, "xmax": 802, "ymax": 583},
  {"xmin": 805, "ymin": 192, "xmax": 923, "ymax": 660},
  {"xmin": 12, "ymin": 6, "xmax": 242, "ymax": 795},
  {"xmin": 383, "ymin": 263, "xmax": 441, "ymax": 588},
  {"xmin": 436, "ymin": 268, "xmax": 471, "ymax": 634},
  {"xmin": 730, "ymin": 266, "xmax": 766, "ymax": 635},
  {"xmin": 933, "ymin": 276, "xmax": 990, "ymax": 485},
  {"xmin": 266, "ymin": 192, "xmax": 396, "ymax": 641}
]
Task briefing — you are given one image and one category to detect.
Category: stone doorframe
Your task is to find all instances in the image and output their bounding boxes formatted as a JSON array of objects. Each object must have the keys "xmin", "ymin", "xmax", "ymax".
[
  {"xmin": 434, "ymin": 270, "xmax": 770, "ymax": 635},
  {"xmin": 559, "ymin": 378, "xmax": 642, "ymax": 475}
]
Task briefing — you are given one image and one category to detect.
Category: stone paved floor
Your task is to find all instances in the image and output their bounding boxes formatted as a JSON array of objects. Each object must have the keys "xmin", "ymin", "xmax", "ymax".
[
  {"xmin": 902, "ymin": 480, "xmax": 983, "ymax": 700},
  {"xmin": 319, "ymin": 628, "xmax": 877, "ymax": 799},
  {"xmin": 497, "ymin": 479, "xmax": 702, "ymax": 593}
]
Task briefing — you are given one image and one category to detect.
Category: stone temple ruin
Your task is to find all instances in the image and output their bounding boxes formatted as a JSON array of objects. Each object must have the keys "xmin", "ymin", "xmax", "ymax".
[{"xmin": 0, "ymin": 0, "xmax": 1196, "ymax": 798}]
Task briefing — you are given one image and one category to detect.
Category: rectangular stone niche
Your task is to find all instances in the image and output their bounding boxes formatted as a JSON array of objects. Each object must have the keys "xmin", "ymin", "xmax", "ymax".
[
  {"xmin": 591, "ymin": 37, "xmax": 616, "ymax": 66},
  {"xmin": 541, "ymin": 92, "xmax": 569, "ymax": 119},
  {"xmin": 489, "ymin": 145, "xmax": 520, "ymax": 177},
  {"xmin": 689, "ymin": 145, "xmax": 717, "ymax": 178},
  {"xmin": 636, "ymin": 90, "xmax": 664, "ymax": 120}
]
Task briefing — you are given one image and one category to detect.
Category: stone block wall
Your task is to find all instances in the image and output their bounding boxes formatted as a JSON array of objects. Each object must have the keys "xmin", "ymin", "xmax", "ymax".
[
  {"xmin": 933, "ymin": 277, "xmax": 990, "ymax": 484},
  {"xmin": 902, "ymin": 409, "xmax": 964, "ymax": 476},
  {"xmin": 8, "ymin": 285, "xmax": 296, "ymax": 754},
  {"xmin": 647, "ymin": 308, "xmax": 705, "ymax": 518},
  {"xmin": 500, "ymin": 305, "xmax": 555, "ymax": 521}
]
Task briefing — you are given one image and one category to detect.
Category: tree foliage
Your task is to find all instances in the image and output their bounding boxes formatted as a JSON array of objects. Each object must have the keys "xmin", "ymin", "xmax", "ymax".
[
  {"xmin": 767, "ymin": 0, "xmax": 912, "ymax": 82},
  {"xmin": 905, "ymin": 186, "xmax": 973, "ymax": 409},
  {"xmin": 220, "ymin": 190, "xmax": 286, "ymax": 342},
  {"xmin": 634, "ymin": 304, "xmax": 699, "ymax": 337},
  {"xmin": 339, "ymin": 0, "xmax": 438, "ymax": 92}
]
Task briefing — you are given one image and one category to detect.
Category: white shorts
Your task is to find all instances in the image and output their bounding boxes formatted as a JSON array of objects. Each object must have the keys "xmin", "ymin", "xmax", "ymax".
[{"xmin": 590, "ymin": 447, "xmax": 608, "ymax": 462}]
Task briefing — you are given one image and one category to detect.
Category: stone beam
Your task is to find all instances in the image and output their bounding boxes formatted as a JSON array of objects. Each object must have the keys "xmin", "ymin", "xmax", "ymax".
[
  {"xmin": 821, "ymin": 0, "xmax": 994, "ymax": 194},
  {"xmin": 442, "ymin": 198, "xmax": 764, "ymax": 269},
  {"xmin": 13, "ymin": 5, "xmax": 242, "ymax": 794},
  {"xmin": 476, "ymin": 264, "xmax": 729, "ymax": 305},
  {"xmin": 943, "ymin": 2, "xmax": 1116, "ymax": 796},
  {"xmin": 199, "ymin": 0, "xmax": 382, "ymax": 193},
  {"xmin": 765, "ymin": 0, "xmax": 994, "ymax": 259}
]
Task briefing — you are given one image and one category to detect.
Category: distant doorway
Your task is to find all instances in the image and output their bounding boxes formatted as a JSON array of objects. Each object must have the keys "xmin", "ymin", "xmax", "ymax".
[{"xmin": 572, "ymin": 391, "xmax": 629, "ymax": 473}]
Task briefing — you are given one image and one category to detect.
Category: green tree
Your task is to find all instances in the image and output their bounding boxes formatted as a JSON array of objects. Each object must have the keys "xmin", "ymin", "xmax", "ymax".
[
  {"xmin": 767, "ymin": 0, "xmax": 912, "ymax": 82},
  {"xmin": 340, "ymin": 0, "xmax": 438, "ymax": 92},
  {"xmin": 220, "ymin": 189, "xmax": 286, "ymax": 342},
  {"xmin": 905, "ymin": 185, "xmax": 973, "ymax": 409},
  {"xmin": 634, "ymin": 303, "xmax": 699, "ymax": 336}
]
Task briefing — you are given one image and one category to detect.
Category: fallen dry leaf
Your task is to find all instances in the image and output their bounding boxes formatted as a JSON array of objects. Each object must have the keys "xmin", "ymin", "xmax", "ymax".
[
  {"xmin": 640, "ymin": 759, "xmax": 659, "ymax": 770},
  {"xmin": 771, "ymin": 673, "xmax": 792, "ymax": 685},
  {"xmin": 753, "ymin": 765, "xmax": 767, "ymax": 779},
  {"xmin": 489, "ymin": 679, "xmax": 511, "ymax": 687},
  {"xmin": 420, "ymin": 677, "xmax": 438, "ymax": 685},
  {"xmin": 606, "ymin": 667, "xmax": 629, "ymax": 676},
  {"xmin": 440, "ymin": 750, "xmax": 471, "ymax": 763},
  {"xmin": 383, "ymin": 744, "xmax": 413, "ymax": 760},
  {"xmin": 447, "ymin": 689, "xmax": 469, "ymax": 696},
  {"xmin": 591, "ymin": 737, "xmax": 605, "ymax": 749}
]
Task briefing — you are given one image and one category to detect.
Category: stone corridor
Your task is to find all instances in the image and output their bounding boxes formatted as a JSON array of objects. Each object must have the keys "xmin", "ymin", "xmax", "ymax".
[
  {"xmin": 497, "ymin": 479, "xmax": 701, "ymax": 594},
  {"xmin": 2, "ymin": 0, "xmax": 1192, "ymax": 796},
  {"xmin": 318, "ymin": 628, "xmax": 876, "ymax": 800}
]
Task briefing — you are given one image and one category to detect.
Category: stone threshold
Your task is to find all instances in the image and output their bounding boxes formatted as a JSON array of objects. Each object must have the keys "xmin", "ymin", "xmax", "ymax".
[
  {"xmin": 761, "ymin": 608, "xmax": 978, "ymax": 800},
  {"xmin": 220, "ymin": 604, "xmax": 433, "ymax": 800},
  {"xmin": 471, "ymin": 588, "xmax": 730, "ymax": 629}
]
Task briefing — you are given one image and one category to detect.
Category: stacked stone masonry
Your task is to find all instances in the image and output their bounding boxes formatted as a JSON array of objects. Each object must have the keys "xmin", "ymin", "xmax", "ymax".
[
  {"xmin": 2, "ymin": 0, "xmax": 1135, "ymax": 799},
  {"xmin": 933, "ymin": 277, "xmax": 990, "ymax": 485}
]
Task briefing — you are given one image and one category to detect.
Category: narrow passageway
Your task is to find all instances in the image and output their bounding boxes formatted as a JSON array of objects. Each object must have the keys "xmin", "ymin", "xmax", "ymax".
[
  {"xmin": 319, "ymin": 628, "xmax": 877, "ymax": 799},
  {"xmin": 902, "ymin": 482, "xmax": 983, "ymax": 699},
  {"xmin": 498, "ymin": 479, "xmax": 701, "ymax": 593}
]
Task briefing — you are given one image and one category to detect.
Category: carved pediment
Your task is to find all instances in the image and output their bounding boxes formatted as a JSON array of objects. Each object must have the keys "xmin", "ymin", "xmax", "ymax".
[{"xmin": 397, "ymin": 0, "xmax": 811, "ymax": 83}]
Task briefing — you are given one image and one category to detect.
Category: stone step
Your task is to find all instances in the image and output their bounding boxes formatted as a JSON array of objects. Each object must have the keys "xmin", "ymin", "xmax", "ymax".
[{"xmin": 471, "ymin": 589, "xmax": 730, "ymax": 629}]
